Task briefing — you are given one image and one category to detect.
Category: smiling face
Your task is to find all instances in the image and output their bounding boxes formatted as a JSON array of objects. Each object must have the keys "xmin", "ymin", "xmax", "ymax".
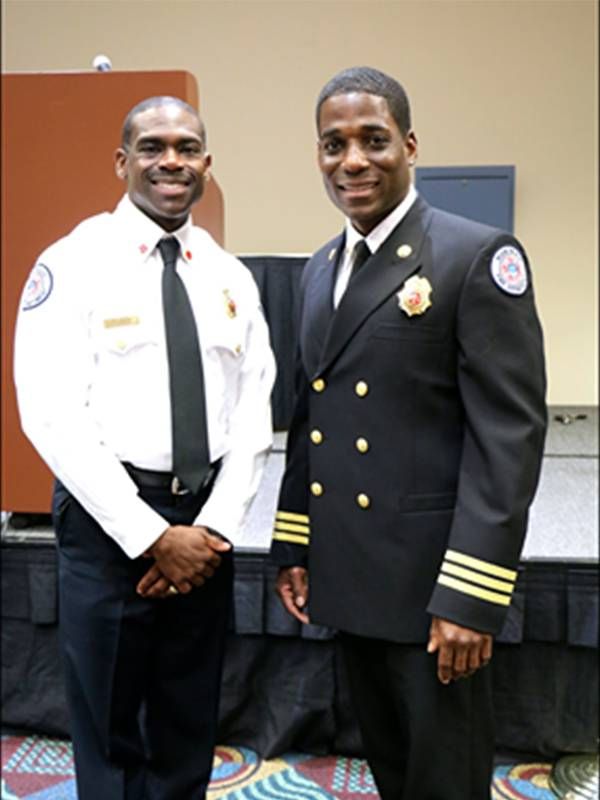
[
  {"xmin": 317, "ymin": 92, "xmax": 418, "ymax": 235},
  {"xmin": 114, "ymin": 104, "xmax": 211, "ymax": 231}
]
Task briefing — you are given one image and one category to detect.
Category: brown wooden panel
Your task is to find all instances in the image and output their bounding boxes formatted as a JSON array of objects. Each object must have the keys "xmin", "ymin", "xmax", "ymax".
[{"xmin": 1, "ymin": 71, "xmax": 224, "ymax": 513}]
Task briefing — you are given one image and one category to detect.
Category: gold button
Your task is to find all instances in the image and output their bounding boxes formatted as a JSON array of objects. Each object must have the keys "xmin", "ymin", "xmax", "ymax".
[
  {"xmin": 312, "ymin": 378, "xmax": 326, "ymax": 393},
  {"xmin": 355, "ymin": 381, "xmax": 369, "ymax": 397},
  {"xmin": 396, "ymin": 244, "xmax": 413, "ymax": 259},
  {"xmin": 356, "ymin": 493, "xmax": 371, "ymax": 509},
  {"xmin": 355, "ymin": 437, "xmax": 369, "ymax": 453},
  {"xmin": 310, "ymin": 429, "xmax": 324, "ymax": 445},
  {"xmin": 311, "ymin": 482, "xmax": 324, "ymax": 496}
]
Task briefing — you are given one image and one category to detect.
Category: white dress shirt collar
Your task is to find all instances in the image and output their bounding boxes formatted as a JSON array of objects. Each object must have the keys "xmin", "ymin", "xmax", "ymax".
[
  {"xmin": 333, "ymin": 186, "xmax": 418, "ymax": 308},
  {"xmin": 344, "ymin": 184, "xmax": 418, "ymax": 258},
  {"xmin": 115, "ymin": 194, "xmax": 194, "ymax": 262}
]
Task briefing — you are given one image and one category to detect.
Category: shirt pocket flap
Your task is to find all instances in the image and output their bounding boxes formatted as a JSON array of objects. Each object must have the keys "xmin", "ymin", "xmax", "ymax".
[
  {"xmin": 103, "ymin": 321, "xmax": 157, "ymax": 355},
  {"xmin": 202, "ymin": 317, "xmax": 245, "ymax": 357}
]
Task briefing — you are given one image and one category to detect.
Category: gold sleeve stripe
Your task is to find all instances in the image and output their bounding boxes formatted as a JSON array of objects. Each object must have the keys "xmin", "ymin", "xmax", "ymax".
[
  {"xmin": 276, "ymin": 511, "xmax": 310, "ymax": 524},
  {"xmin": 445, "ymin": 549, "xmax": 517, "ymax": 581},
  {"xmin": 272, "ymin": 532, "xmax": 309, "ymax": 546},
  {"xmin": 274, "ymin": 521, "xmax": 310, "ymax": 534},
  {"xmin": 441, "ymin": 562, "xmax": 514, "ymax": 594},
  {"xmin": 437, "ymin": 574, "xmax": 512, "ymax": 606}
]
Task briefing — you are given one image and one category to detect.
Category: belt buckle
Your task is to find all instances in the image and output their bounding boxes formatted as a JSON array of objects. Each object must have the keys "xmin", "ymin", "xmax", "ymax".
[{"xmin": 171, "ymin": 476, "xmax": 190, "ymax": 496}]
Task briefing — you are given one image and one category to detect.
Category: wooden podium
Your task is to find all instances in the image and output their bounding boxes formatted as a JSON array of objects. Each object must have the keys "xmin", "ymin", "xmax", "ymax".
[{"xmin": 1, "ymin": 71, "xmax": 224, "ymax": 514}]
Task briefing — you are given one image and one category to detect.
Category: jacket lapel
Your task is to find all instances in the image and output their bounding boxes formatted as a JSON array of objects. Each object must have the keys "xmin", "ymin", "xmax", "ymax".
[
  {"xmin": 316, "ymin": 197, "xmax": 433, "ymax": 377},
  {"xmin": 300, "ymin": 234, "xmax": 344, "ymax": 375}
]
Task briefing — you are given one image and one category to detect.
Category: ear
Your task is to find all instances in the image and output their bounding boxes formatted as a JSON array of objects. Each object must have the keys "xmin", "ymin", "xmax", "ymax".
[
  {"xmin": 114, "ymin": 148, "xmax": 128, "ymax": 181},
  {"xmin": 405, "ymin": 130, "xmax": 418, "ymax": 163}
]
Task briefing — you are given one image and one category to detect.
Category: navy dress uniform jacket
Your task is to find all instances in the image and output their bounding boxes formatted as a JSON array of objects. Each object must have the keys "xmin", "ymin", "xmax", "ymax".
[{"xmin": 271, "ymin": 196, "xmax": 547, "ymax": 643}]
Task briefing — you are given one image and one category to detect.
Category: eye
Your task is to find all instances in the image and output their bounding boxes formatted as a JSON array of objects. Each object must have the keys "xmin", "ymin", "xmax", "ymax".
[
  {"xmin": 138, "ymin": 142, "xmax": 161, "ymax": 156},
  {"xmin": 367, "ymin": 134, "xmax": 389, "ymax": 149},
  {"xmin": 180, "ymin": 143, "xmax": 203, "ymax": 156},
  {"xmin": 321, "ymin": 138, "xmax": 343, "ymax": 155}
]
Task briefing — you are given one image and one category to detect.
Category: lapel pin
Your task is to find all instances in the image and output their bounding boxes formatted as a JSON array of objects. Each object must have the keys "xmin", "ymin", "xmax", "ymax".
[
  {"xmin": 396, "ymin": 244, "xmax": 413, "ymax": 259},
  {"xmin": 223, "ymin": 289, "xmax": 237, "ymax": 318},
  {"xmin": 328, "ymin": 248, "xmax": 336, "ymax": 261},
  {"xmin": 397, "ymin": 275, "xmax": 433, "ymax": 317}
]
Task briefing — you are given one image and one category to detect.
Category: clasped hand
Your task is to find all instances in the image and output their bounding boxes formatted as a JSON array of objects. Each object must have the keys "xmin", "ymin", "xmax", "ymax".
[{"xmin": 136, "ymin": 525, "xmax": 231, "ymax": 599}]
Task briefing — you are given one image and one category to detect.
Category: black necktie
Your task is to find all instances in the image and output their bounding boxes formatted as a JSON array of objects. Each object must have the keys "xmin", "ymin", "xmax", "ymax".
[
  {"xmin": 159, "ymin": 237, "xmax": 210, "ymax": 493},
  {"xmin": 349, "ymin": 239, "xmax": 371, "ymax": 280}
]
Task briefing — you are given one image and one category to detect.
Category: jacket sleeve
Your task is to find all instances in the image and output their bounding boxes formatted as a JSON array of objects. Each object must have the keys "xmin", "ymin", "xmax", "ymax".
[
  {"xmin": 427, "ymin": 235, "xmax": 547, "ymax": 634},
  {"xmin": 270, "ymin": 351, "xmax": 311, "ymax": 568}
]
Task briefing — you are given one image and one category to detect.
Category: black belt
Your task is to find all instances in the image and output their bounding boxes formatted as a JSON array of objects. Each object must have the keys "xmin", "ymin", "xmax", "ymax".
[{"xmin": 122, "ymin": 460, "xmax": 221, "ymax": 496}]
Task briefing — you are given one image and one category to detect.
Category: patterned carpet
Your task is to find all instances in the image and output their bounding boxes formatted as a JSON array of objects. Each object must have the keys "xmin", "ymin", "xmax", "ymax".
[{"xmin": 1, "ymin": 735, "xmax": 557, "ymax": 799}]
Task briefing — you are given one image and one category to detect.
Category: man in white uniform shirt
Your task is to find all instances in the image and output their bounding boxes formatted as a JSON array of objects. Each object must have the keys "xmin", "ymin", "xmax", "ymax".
[{"xmin": 14, "ymin": 96, "xmax": 276, "ymax": 800}]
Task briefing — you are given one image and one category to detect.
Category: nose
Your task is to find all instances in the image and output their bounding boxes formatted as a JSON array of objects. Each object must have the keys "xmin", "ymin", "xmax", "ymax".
[
  {"xmin": 342, "ymin": 141, "xmax": 369, "ymax": 173},
  {"xmin": 158, "ymin": 146, "xmax": 183, "ymax": 170}
]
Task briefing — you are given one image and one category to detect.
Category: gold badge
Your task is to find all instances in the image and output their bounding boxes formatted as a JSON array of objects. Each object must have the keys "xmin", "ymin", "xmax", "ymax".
[
  {"xmin": 397, "ymin": 276, "xmax": 432, "ymax": 317},
  {"xmin": 396, "ymin": 244, "xmax": 413, "ymax": 259},
  {"xmin": 223, "ymin": 289, "xmax": 237, "ymax": 318}
]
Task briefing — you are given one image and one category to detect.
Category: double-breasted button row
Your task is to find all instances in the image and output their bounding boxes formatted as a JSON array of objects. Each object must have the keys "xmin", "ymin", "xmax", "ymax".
[
  {"xmin": 310, "ymin": 482, "xmax": 371, "ymax": 509},
  {"xmin": 312, "ymin": 378, "xmax": 370, "ymax": 397},
  {"xmin": 309, "ymin": 429, "xmax": 370, "ymax": 453}
]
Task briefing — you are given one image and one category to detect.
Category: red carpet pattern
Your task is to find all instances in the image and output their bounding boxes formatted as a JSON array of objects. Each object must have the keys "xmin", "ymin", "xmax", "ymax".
[{"xmin": 1, "ymin": 735, "xmax": 556, "ymax": 799}]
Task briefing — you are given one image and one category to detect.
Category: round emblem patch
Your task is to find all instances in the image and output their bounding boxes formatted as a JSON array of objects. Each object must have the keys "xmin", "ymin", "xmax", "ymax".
[
  {"xmin": 22, "ymin": 263, "xmax": 53, "ymax": 310},
  {"xmin": 490, "ymin": 246, "xmax": 528, "ymax": 296}
]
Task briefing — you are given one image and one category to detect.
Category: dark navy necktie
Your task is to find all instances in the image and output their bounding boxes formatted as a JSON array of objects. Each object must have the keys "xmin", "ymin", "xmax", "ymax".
[
  {"xmin": 349, "ymin": 239, "xmax": 371, "ymax": 280},
  {"xmin": 159, "ymin": 237, "xmax": 210, "ymax": 493}
]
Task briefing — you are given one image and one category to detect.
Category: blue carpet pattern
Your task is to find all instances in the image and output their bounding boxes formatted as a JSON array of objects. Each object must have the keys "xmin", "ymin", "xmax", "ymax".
[{"xmin": 1, "ymin": 735, "xmax": 556, "ymax": 799}]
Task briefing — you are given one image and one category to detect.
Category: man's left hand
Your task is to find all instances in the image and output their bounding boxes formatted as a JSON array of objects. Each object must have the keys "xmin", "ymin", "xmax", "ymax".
[
  {"xmin": 427, "ymin": 616, "xmax": 493, "ymax": 684},
  {"xmin": 136, "ymin": 563, "xmax": 174, "ymax": 599}
]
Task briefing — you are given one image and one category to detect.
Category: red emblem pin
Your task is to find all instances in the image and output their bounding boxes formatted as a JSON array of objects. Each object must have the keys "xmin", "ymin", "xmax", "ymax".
[
  {"xmin": 139, "ymin": 244, "xmax": 148, "ymax": 254},
  {"xmin": 185, "ymin": 250, "xmax": 192, "ymax": 260}
]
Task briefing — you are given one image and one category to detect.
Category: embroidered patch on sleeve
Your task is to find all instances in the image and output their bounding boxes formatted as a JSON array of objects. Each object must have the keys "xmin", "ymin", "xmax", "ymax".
[
  {"xmin": 22, "ymin": 263, "xmax": 53, "ymax": 310},
  {"xmin": 489, "ymin": 246, "xmax": 528, "ymax": 296}
]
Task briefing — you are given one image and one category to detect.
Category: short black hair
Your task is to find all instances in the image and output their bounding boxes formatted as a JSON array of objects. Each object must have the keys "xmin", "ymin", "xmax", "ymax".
[
  {"xmin": 121, "ymin": 96, "xmax": 207, "ymax": 149},
  {"xmin": 316, "ymin": 66, "xmax": 411, "ymax": 135}
]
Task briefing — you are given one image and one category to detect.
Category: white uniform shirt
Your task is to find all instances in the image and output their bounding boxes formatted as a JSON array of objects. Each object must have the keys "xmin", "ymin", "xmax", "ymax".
[
  {"xmin": 14, "ymin": 196, "xmax": 276, "ymax": 558},
  {"xmin": 333, "ymin": 185, "xmax": 418, "ymax": 307}
]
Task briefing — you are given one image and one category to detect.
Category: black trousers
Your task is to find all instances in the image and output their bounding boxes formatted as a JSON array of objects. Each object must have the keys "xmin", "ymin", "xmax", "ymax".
[
  {"xmin": 340, "ymin": 633, "xmax": 494, "ymax": 800},
  {"xmin": 52, "ymin": 478, "xmax": 233, "ymax": 800}
]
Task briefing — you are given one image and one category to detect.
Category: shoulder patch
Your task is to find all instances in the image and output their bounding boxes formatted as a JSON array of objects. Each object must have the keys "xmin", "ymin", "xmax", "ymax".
[
  {"xmin": 489, "ymin": 246, "xmax": 528, "ymax": 296},
  {"xmin": 22, "ymin": 263, "xmax": 53, "ymax": 310}
]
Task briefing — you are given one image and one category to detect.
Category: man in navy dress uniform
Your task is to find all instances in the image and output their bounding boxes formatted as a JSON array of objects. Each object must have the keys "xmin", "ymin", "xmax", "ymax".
[{"xmin": 271, "ymin": 67, "xmax": 546, "ymax": 799}]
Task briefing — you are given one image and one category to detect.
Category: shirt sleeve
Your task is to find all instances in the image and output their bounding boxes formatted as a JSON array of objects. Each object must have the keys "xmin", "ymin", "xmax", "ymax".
[
  {"xmin": 426, "ymin": 235, "xmax": 547, "ymax": 634},
  {"xmin": 194, "ymin": 277, "xmax": 276, "ymax": 544},
  {"xmin": 13, "ymin": 247, "xmax": 170, "ymax": 559}
]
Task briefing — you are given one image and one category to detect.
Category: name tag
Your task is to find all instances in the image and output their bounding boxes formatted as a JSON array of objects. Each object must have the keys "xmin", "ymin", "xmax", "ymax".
[{"xmin": 103, "ymin": 316, "xmax": 140, "ymax": 329}]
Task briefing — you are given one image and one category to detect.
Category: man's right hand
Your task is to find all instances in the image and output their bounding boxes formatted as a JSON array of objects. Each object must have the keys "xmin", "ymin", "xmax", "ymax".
[
  {"xmin": 276, "ymin": 566, "xmax": 310, "ymax": 624},
  {"xmin": 141, "ymin": 525, "xmax": 231, "ymax": 595}
]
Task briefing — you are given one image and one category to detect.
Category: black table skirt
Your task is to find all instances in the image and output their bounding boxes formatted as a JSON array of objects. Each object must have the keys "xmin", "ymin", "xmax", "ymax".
[{"xmin": 1, "ymin": 543, "xmax": 597, "ymax": 759}]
